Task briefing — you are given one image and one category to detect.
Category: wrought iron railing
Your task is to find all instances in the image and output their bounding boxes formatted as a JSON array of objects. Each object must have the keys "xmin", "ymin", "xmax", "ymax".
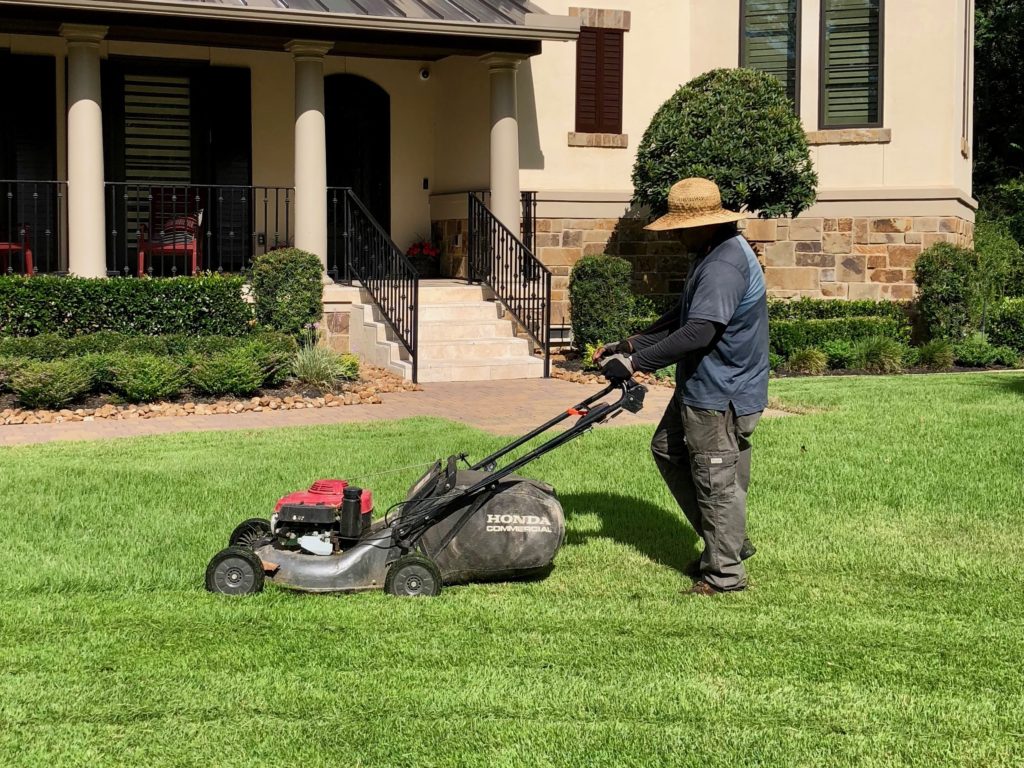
[
  {"xmin": 521, "ymin": 190, "xmax": 538, "ymax": 254},
  {"xmin": 328, "ymin": 187, "xmax": 419, "ymax": 383},
  {"xmin": 467, "ymin": 192, "xmax": 551, "ymax": 377},
  {"xmin": 1, "ymin": 180, "xmax": 66, "ymax": 275},
  {"xmin": 104, "ymin": 183, "xmax": 293, "ymax": 277}
]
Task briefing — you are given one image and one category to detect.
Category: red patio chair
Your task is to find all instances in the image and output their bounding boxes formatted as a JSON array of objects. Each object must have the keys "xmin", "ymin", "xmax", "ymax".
[
  {"xmin": 137, "ymin": 189, "xmax": 205, "ymax": 277},
  {"xmin": 0, "ymin": 225, "xmax": 34, "ymax": 276}
]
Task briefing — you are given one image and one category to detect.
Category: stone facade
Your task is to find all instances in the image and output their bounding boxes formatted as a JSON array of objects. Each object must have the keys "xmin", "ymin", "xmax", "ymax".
[{"xmin": 432, "ymin": 213, "xmax": 976, "ymax": 327}]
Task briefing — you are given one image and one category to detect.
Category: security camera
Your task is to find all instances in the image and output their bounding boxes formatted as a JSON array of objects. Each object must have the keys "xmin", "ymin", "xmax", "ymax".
[{"xmin": 419, "ymin": 67, "xmax": 431, "ymax": 81}]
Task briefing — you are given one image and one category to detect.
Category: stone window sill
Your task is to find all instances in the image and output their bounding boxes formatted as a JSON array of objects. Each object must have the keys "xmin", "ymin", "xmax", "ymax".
[
  {"xmin": 568, "ymin": 132, "xmax": 629, "ymax": 148},
  {"xmin": 806, "ymin": 128, "xmax": 891, "ymax": 146}
]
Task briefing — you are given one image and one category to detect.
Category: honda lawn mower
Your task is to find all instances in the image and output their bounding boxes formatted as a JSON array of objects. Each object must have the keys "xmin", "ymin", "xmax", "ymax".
[{"xmin": 204, "ymin": 376, "xmax": 646, "ymax": 598}]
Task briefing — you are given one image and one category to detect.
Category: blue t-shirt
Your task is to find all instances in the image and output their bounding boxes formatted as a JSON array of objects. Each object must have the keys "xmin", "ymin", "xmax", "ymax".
[{"xmin": 676, "ymin": 235, "xmax": 769, "ymax": 416}]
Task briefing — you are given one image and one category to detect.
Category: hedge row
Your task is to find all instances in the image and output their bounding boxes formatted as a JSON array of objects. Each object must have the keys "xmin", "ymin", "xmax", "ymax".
[
  {"xmin": 988, "ymin": 298, "xmax": 1024, "ymax": 352},
  {"xmin": 0, "ymin": 330, "xmax": 296, "ymax": 362},
  {"xmin": 769, "ymin": 317, "xmax": 911, "ymax": 359},
  {"xmin": 767, "ymin": 297, "xmax": 909, "ymax": 322},
  {"xmin": 0, "ymin": 275, "xmax": 253, "ymax": 337}
]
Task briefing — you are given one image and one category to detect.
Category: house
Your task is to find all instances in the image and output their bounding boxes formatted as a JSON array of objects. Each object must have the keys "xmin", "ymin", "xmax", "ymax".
[{"xmin": 0, "ymin": 0, "xmax": 974, "ymax": 382}]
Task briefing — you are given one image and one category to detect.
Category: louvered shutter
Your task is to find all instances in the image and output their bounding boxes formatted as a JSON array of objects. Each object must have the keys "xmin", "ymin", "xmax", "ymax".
[
  {"xmin": 741, "ymin": 0, "xmax": 799, "ymax": 106},
  {"xmin": 822, "ymin": 0, "xmax": 882, "ymax": 127},
  {"xmin": 575, "ymin": 27, "xmax": 624, "ymax": 134}
]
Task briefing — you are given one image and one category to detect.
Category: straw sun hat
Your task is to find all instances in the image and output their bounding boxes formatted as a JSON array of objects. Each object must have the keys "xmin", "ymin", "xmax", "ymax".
[{"xmin": 644, "ymin": 177, "xmax": 746, "ymax": 231}]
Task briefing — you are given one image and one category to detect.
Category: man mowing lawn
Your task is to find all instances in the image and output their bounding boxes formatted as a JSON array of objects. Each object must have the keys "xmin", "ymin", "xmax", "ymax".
[{"xmin": 596, "ymin": 177, "xmax": 769, "ymax": 596}]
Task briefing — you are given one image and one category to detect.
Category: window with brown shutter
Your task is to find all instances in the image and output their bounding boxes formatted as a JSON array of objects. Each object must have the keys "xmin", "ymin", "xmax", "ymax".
[{"xmin": 575, "ymin": 26, "xmax": 624, "ymax": 134}]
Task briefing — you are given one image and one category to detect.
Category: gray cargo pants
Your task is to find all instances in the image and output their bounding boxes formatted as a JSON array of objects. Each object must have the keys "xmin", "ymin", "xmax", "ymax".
[{"xmin": 650, "ymin": 394, "xmax": 762, "ymax": 591}]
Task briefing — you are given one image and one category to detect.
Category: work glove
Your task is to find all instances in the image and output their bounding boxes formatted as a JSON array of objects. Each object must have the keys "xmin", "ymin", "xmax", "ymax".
[
  {"xmin": 591, "ymin": 339, "xmax": 633, "ymax": 364},
  {"xmin": 599, "ymin": 353, "xmax": 635, "ymax": 382}
]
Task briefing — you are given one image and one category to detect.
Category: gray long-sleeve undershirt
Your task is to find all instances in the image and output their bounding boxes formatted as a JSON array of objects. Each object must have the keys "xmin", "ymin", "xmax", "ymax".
[{"xmin": 628, "ymin": 304, "xmax": 720, "ymax": 373}]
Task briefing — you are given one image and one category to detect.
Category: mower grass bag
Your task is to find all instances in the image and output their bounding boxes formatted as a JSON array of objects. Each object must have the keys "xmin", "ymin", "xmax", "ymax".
[{"xmin": 205, "ymin": 379, "xmax": 645, "ymax": 598}]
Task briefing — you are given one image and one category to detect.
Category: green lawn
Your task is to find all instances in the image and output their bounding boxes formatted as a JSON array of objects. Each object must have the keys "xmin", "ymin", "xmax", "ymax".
[{"xmin": 1, "ymin": 373, "xmax": 1022, "ymax": 767}]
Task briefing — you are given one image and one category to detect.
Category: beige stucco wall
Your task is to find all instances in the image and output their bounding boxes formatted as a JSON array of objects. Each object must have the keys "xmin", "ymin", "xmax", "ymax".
[{"xmin": 513, "ymin": 0, "xmax": 974, "ymax": 217}]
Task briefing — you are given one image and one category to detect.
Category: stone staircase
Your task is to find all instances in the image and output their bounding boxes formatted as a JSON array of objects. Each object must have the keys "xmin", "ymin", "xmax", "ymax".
[{"xmin": 349, "ymin": 280, "xmax": 545, "ymax": 383}]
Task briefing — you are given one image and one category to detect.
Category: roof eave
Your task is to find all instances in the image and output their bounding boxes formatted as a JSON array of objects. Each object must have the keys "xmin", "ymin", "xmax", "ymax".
[{"xmin": 4, "ymin": 0, "xmax": 581, "ymax": 43}]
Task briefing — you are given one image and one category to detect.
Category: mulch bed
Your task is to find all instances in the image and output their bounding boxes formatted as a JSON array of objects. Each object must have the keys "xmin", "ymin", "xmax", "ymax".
[
  {"xmin": 551, "ymin": 355, "xmax": 675, "ymax": 389},
  {"xmin": 0, "ymin": 365, "xmax": 420, "ymax": 426}
]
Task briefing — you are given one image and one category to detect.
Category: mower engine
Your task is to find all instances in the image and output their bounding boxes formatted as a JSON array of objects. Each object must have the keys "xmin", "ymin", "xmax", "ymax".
[{"xmin": 272, "ymin": 480, "xmax": 373, "ymax": 556}]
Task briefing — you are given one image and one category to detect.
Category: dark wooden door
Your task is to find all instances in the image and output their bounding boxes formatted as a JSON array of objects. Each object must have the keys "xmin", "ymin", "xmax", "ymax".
[{"xmin": 325, "ymin": 74, "xmax": 391, "ymax": 232}]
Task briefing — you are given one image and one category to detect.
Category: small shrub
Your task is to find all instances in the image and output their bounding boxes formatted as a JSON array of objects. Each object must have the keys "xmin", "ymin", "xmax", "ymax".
[
  {"xmin": 10, "ymin": 359, "xmax": 93, "ymax": 409},
  {"xmin": 0, "ymin": 355, "xmax": 29, "ymax": 392},
  {"xmin": 246, "ymin": 333, "xmax": 300, "ymax": 387},
  {"xmin": 914, "ymin": 242, "xmax": 981, "ymax": 340},
  {"xmin": 632, "ymin": 68, "xmax": 817, "ymax": 218},
  {"xmin": 79, "ymin": 353, "xmax": 120, "ymax": 390},
  {"xmin": 992, "ymin": 346, "xmax": 1021, "ymax": 367},
  {"xmin": 953, "ymin": 333, "xmax": 998, "ymax": 368},
  {"xmin": 916, "ymin": 339, "xmax": 955, "ymax": 371},
  {"xmin": 291, "ymin": 345, "xmax": 359, "ymax": 390},
  {"xmin": 903, "ymin": 346, "xmax": 921, "ymax": 368},
  {"xmin": 580, "ymin": 341, "xmax": 602, "ymax": 372},
  {"xmin": 770, "ymin": 317, "xmax": 909, "ymax": 359},
  {"xmin": 989, "ymin": 298, "xmax": 1024, "ymax": 352},
  {"xmin": 111, "ymin": 354, "xmax": 187, "ymax": 403},
  {"xmin": 250, "ymin": 249, "xmax": 324, "ymax": 336},
  {"xmin": 853, "ymin": 336, "xmax": 906, "ymax": 374},
  {"xmin": 820, "ymin": 339, "xmax": 858, "ymax": 370},
  {"xmin": 190, "ymin": 347, "xmax": 266, "ymax": 396},
  {"xmin": 569, "ymin": 256, "xmax": 634, "ymax": 351},
  {"xmin": 786, "ymin": 348, "xmax": 828, "ymax": 376},
  {"xmin": 653, "ymin": 363, "xmax": 676, "ymax": 381},
  {"xmin": 0, "ymin": 334, "xmax": 71, "ymax": 360},
  {"xmin": 768, "ymin": 352, "xmax": 784, "ymax": 372}
]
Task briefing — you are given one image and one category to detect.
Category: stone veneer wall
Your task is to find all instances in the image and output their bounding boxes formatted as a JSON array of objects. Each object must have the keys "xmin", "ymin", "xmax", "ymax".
[{"xmin": 432, "ymin": 214, "xmax": 975, "ymax": 327}]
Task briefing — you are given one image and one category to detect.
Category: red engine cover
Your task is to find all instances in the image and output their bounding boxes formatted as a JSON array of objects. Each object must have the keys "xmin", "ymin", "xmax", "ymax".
[{"xmin": 274, "ymin": 479, "xmax": 373, "ymax": 513}]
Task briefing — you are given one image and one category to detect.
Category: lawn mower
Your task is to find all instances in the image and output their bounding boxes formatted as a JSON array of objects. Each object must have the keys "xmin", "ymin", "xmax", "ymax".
[{"xmin": 204, "ymin": 375, "xmax": 647, "ymax": 598}]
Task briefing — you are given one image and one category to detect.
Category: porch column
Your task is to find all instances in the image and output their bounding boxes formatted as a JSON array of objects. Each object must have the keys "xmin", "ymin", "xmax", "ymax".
[
  {"xmin": 62, "ymin": 24, "xmax": 108, "ymax": 278},
  {"xmin": 287, "ymin": 40, "xmax": 332, "ymax": 276},
  {"xmin": 483, "ymin": 54, "xmax": 524, "ymax": 233}
]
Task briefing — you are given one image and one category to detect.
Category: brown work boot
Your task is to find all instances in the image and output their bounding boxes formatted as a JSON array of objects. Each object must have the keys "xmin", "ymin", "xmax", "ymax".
[{"xmin": 686, "ymin": 580, "xmax": 724, "ymax": 596}]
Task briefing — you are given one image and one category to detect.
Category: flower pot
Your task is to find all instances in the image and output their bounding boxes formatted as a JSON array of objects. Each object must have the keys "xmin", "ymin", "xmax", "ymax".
[{"xmin": 409, "ymin": 255, "xmax": 440, "ymax": 278}]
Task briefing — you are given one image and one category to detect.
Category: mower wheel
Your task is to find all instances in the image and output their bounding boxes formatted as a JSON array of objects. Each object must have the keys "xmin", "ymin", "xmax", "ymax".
[
  {"xmin": 205, "ymin": 546, "xmax": 265, "ymax": 596},
  {"xmin": 385, "ymin": 554, "xmax": 442, "ymax": 598},
  {"xmin": 229, "ymin": 518, "xmax": 272, "ymax": 549}
]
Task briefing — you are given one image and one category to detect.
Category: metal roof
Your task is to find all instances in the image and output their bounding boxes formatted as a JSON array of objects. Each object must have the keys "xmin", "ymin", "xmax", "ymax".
[{"xmin": 174, "ymin": 0, "xmax": 548, "ymax": 26}]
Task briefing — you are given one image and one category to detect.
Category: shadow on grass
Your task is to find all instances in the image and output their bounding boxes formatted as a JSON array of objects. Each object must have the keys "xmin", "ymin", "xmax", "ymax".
[
  {"xmin": 979, "ymin": 372, "xmax": 1024, "ymax": 397},
  {"xmin": 560, "ymin": 492, "xmax": 699, "ymax": 575}
]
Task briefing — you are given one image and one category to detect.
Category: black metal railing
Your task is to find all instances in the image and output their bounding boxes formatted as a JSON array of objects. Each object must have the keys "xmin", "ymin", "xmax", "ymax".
[
  {"xmin": 328, "ymin": 187, "xmax": 419, "ymax": 383},
  {"xmin": 467, "ymin": 192, "xmax": 551, "ymax": 377},
  {"xmin": 1, "ymin": 180, "xmax": 66, "ymax": 275},
  {"xmin": 104, "ymin": 183, "xmax": 293, "ymax": 277},
  {"xmin": 521, "ymin": 190, "xmax": 538, "ymax": 254}
]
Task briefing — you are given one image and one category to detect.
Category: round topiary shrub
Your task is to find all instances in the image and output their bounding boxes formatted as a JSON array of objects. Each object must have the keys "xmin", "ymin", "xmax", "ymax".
[
  {"xmin": 568, "ymin": 255, "xmax": 635, "ymax": 352},
  {"xmin": 190, "ymin": 347, "xmax": 266, "ymax": 396},
  {"xmin": 914, "ymin": 242, "xmax": 981, "ymax": 341},
  {"xmin": 632, "ymin": 68, "xmax": 818, "ymax": 218},
  {"xmin": 250, "ymin": 248, "xmax": 324, "ymax": 337}
]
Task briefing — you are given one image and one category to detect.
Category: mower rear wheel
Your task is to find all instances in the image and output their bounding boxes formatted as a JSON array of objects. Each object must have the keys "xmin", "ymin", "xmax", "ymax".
[
  {"xmin": 385, "ymin": 554, "xmax": 442, "ymax": 598},
  {"xmin": 206, "ymin": 546, "xmax": 265, "ymax": 596},
  {"xmin": 229, "ymin": 518, "xmax": 272, "ymax": 549}
]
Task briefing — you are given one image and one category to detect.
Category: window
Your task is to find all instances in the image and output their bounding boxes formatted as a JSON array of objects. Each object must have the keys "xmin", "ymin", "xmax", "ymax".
[
  {"xmin": 575, "ymin": 26, "xmax": 624, "ymax": 134},
  {"xmin": 820, "ymin": 0, "xmax": 883, "ymax": 128},
  {"xmin": 741, "ymin": 0, "xmax": 801, "ymax": 108}
]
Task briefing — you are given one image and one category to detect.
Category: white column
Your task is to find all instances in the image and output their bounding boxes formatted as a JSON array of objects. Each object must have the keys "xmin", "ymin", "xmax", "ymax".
[
  {"xmin": 62, "ymin": 24, "xmax": 108, "ymax": 278},
  {"xmin": 483, "ymin": 54, "xmax": 523, "ymax": 234},
  {"xmin": 287, "ymin": 40, "xmax": 332, "ymax": 276}
]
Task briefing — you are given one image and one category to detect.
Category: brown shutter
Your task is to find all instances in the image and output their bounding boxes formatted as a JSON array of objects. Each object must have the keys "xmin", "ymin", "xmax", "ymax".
[
  {"xmin": 599, "ymin": 29, "xmax": 624, "ymax": 134},
  {"xmin": 575, "ymin": 27, "xmax": 600, "ymax": 133}
]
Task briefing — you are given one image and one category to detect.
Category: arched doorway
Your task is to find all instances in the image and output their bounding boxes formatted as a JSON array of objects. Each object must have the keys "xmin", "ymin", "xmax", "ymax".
[{"xmin": 325, "ymin": 74, "xmax": 391, "ymax": 232}]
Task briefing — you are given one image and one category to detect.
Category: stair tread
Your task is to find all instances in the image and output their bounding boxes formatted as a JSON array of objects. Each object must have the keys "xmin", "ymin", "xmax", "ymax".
[
  {"xmin": 419, "ymin": 356, "xmax": 544, "ymax": 368},
  {"xmin": 419, "ymin": 338, "xmax": 526, "ymax": 346}
]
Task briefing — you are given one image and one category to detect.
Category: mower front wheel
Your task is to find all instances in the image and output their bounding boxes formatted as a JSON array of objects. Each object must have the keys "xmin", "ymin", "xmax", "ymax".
[
  {"xmin": 228, "ymin": 518, "xmax": 272, "ymax": 549},
  {"xmin": 206, "ymin": 546, "xmax": 265, "ymax": 596},
  {"xmin": 385, "ymin": 554, "xmax": 442, "ymax": 598}
]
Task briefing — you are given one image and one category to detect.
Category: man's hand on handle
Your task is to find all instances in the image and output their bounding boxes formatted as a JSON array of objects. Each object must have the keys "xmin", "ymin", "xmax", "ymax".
[
  {"xmin": 599, "ymin": 353, "xmax": 635, "ymax": 382},
  {"xmin": 591, "ymin": 339, "xmax": 632, "ymax": 364}
]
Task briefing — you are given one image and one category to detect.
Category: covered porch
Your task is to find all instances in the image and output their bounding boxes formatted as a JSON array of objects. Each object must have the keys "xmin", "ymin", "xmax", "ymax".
[{"xmin": 0, "ymin": 0, "xmax": 575, "ymax": 278}]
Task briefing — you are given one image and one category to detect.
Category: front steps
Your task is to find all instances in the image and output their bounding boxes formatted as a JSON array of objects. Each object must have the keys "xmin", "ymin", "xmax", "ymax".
[{"xmin": 347, "ymin": 281, "xmax": 545, "ymax": 383}]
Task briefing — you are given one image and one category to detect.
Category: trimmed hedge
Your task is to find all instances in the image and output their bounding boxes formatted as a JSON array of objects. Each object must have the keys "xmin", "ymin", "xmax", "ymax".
[
  {"xmin": 0, "ymin": 275, "xmax": 253, "ymax": 337},
  {"xmin": 989, "ymin": 298, "xmax": 1024, "ymax": 352},
  {"xmin": 251, "ymin": 249, "xmax": 324, "ymax": 336},
  {"xmin": 914, "ymin": 242, "xmax": 980, "ymax": 340},
  {"xmin": 768, "ymin": 297, "xmax": 908, "ymax": 322},
  {"xmin": 9, "ymin": 359, "xmax": 93, "ymax": 409},
  {"xmin": 770, "ymin": 317, "xmax": 910, "ymax": 359},
  {"xmin": 569, "ymin": 255, "xmax": 634, "ymax": 351}
]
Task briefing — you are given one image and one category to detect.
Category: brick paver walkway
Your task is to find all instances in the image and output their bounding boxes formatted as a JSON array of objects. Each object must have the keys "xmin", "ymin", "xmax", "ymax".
[{"xmin": 0, "ymin": 379, "xmax": 688, "ymax": 448}]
